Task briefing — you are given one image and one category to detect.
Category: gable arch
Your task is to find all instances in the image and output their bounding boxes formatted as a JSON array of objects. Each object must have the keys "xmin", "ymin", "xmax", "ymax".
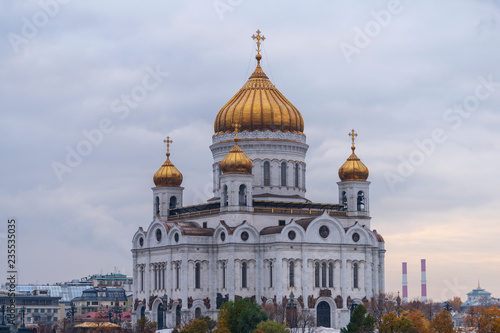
[
  {"xmin": 305, "ymin": 214, "xmax": 345, "ymax": 244},
  {"xmin": 345, "ymin": 224, "xmax": 377, "ymax": 246}
]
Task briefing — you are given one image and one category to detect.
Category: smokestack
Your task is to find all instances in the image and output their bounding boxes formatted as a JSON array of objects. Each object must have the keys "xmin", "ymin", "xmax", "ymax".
[
  {"xmin": 421, "ymin": 259, "xmax": 427, "ymax": 302},
  {"xmin": 402, "ymin": 262, "xmax": 408, "ymax": 302}
]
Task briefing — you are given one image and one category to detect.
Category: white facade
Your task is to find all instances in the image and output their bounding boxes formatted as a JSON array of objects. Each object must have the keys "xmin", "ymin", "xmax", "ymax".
[{"xmin": 131, "ymin": 54, "xmax": 385, "ymax": 330}]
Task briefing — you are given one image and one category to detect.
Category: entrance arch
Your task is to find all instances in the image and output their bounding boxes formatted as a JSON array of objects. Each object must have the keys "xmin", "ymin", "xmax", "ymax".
[{"xmin": 316, "ymin": 301, "xmax": 331, "ymax": 327}]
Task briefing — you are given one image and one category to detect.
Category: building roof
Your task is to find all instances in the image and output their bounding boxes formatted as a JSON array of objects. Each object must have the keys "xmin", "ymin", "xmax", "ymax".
[{"xmin": 16, "ymin": 285, "xmax": 90, "ymax": 303}]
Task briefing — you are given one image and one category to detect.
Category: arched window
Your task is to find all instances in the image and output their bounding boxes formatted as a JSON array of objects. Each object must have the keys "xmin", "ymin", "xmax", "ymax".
[
  {"xmin": 222, "ymin": 185, "xmax": 228, "ymax": 207},
  {"xmin": 357, "ymin": 191, "xmax": 365, "ymax": 211},
  {"xmin": 241, "ymin": 262, "xmax": 248, "ymax": 288},
  {"xmin": 221, "ymin": 262, "xmax": 226, "ymax": 289},
  {"xmin": 353, "ymin": 263, "xmax": 359, "ymax": 289},
  {"xmin": 281, "ymin": 161, "xmax": 287, "ymax": 186},
  {"xmin": 315, "ymin": 262, "xmax": 320, "ymax": 288},
  {"xmin": 269, "ymin": 262, "xmax": 273, "ymax": 288},
  {"xmin": 175, "ymin": 263, "xmax": 180, "ymax": 289},
  {"xmin": 263, "ymin": 161, "xmax": 271, "ymax": 186},
  {"xmin": 294, "ymin": 164, "xmax": 299, "ymax": 188},
  {"xmin": 328, "ymin": 263, "xmax": 334, "ymax": 287},
  {"xmin": 239, "ymin": 184, "xmax": 247, "ymax": 206},
  {"xmin": 195, "ymin": 263, "xmax": 201, "ymax": 289},
  {"xmin": 195, "ymin": 307, "xmax": 202, "ymax": 319},
  {"xmin": 289, "ymin": 261, "xmax": 295, "ymax": 288},
  {"xmin": 342, "ymin": 191, "xmax": 347, "ymax": 205},
  {"xmin": 155, "ymin": 196, "xmax": 160, "ymax": 215},
  {"xmin": 322, "ymin": 263, "xmax": 327, "ymax": 287},
  {"xmin": 169, "ymin": 196, "xmax": 177, "ymax": 209}
]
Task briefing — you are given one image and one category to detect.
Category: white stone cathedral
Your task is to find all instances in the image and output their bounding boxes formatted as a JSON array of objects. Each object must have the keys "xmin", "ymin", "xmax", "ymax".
[{"xmin": 131, "ymin": 31, "xmax": 385, "ymax": 329}]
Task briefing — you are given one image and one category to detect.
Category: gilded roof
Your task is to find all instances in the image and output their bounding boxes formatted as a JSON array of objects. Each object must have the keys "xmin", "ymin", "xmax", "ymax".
[
  {"xmin": 220, "ymin": 136, "xmax": 253, "ymax": 175},
  {"xmin": 214, "ymin": 57, "xmax": 304, "ymax": 135},
  {"xmin": 153, "ymin": 153, "xmax": 183, "ymax": 187}
]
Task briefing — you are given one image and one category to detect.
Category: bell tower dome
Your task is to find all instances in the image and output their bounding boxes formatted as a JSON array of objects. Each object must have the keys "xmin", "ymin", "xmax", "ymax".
[
  {"xmin": 337, "ymin": 130, "xmax": 371, "ymax": 220},
  {"xmin": 152, "ymin": 136, "xmax": 184, "ymax": 220}
]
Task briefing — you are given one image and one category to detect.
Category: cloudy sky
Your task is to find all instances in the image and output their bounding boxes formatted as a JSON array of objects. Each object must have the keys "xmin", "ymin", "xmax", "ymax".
[{"xmin": 1, "ymin": 1, "xmax": 499, "ymax": 301}]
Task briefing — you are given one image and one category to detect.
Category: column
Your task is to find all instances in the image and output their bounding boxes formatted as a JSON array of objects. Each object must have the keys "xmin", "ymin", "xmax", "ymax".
[{"xmin": 365, "ymin": 248, "xmax": 373, "ymax": 299}]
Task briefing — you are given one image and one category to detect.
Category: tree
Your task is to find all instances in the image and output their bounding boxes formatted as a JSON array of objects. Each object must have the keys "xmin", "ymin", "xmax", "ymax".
[
  {"xmin": 180, "ymin": 318, "xmax": 208, "ymax": 333},
  {"xmin": 255, "ymin": 320, "xmax": 289, "ymax": 333},
  {"xmin": 216, "ymin": 298, "xmax": 268, "ymax": 333},
  {"xmin": 466, "ymin": 306, "xmax": 500, "ymax": 333},
  {"xmin": 341, "ymin": 305, "xmax": 376, "ymax": 333},
  {"xmin": 430, "ymin": 310, "xmax": 454, "ymax": 333},
  {"xmin": 134, "ymin": 317, "xmax": 157, "ymax": 333},
  {"xmin": 379, "ymin": 312, "xmax": 417, "ymax": 333},
  {"xmin": 448, "ymin": 297, "xmax": 462, "ymax": 312},
  {"xmin": 379, "ymin": 312, "xmax": 399, "ymax": 333},
  {"xmin": 407, "ymin": 309, "xmax": 430, "ymax": 333}
]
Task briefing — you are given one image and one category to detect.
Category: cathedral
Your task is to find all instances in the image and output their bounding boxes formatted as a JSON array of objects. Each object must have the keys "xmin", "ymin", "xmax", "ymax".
[{"xmin": 131, "ymin": 30, "xmax": 385, "ymax": 329}]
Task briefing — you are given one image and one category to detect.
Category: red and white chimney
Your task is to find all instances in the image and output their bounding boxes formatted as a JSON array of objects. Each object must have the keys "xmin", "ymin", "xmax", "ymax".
[
  {"xmin": 402, "ymin": 262, "xmax": 408, "ymax": 302},
  {"xmin": 421, "ymin": 259, "xmax": 427, "ymax": 302}
]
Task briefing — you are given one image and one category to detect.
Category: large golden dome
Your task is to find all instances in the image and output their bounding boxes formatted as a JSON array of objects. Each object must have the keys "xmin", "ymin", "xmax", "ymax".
[
  {"xmin": 220, "ymin": 135, "xmax": 253, "ymax": 175},
  {"xmin": 214, "ymin": 39, "xmax": 304, "ymax": 135},
  {"xmin": 153, "ymin": 138, "xmax": 183, "ymax": 187},
  {"xmin": 338, "ymin": 130, "xmax": 369, "ymax": 181}
]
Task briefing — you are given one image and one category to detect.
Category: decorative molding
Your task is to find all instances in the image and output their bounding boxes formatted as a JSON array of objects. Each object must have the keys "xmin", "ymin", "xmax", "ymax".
[{"xmin": 213, "ymin": 130, "xmax": 307, "ymax": 144}]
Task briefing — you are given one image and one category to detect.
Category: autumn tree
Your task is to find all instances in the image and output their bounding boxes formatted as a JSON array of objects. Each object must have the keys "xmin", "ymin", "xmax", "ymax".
[
  {"xmin": 407, "ymin": 309, "xmax": 430, "ymax": 333},
  {"xmin": 430, "ymin": 310, "xmax": 454, "ymax": 333},
  {"xmin": 180, "ymin": 318, "xmax": 208, "ymax": 333},
  {"xmin": 466, "ymin": 306, "xmax": 500, "ymax": 333}
]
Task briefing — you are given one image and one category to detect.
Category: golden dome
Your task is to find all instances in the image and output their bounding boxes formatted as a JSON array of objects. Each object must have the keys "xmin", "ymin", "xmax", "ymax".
[
  {"xmin": 153, "ymin": 137, "xmax": 183, "ymax": 187},
  {"xmin": 220, "ymin": 134, "xmax": 253, "ymax": 175},
  {"xmin": 214, "ymin": 31, "xmax": 304, "ymax": 135},
  {"xmin": 338, "ymin": 130, "xmax": 369, "ymax": 181}
]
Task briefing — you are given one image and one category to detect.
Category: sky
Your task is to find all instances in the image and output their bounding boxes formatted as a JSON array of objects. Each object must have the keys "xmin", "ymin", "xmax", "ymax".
[{"xmin": 1, "ymin": 1, "xmax": 499, "ymax": 302}]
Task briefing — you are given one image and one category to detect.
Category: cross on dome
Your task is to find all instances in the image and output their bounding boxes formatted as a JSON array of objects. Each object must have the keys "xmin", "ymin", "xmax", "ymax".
[
  {"xmin": 163, "ymin": 136, "xmax": 173, "ymax": 157},
  {"xmin": 251, "ymin": 29, "xmax": 265, "ymax": 62},
  {"xmin": 349, "ymin": 129, "xmax": 357, "ymax": 151}
]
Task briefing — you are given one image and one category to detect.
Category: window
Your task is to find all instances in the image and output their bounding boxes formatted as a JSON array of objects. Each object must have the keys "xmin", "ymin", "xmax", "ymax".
[
  {"xmin": 155, "ymin": 196, "xmax": 160, "ymax": 215},
  {"xmin": 269, "ymin": 262, "xmax": 273, "ymax": 288},
  {"xmin": 342, "ymin": 191, "xmax": 347, "ymax": 205},
  {"xmin": 279, "ymin": 220, "xmax": 285, "ymax": 226},
  {"xmin": 27, "ymin": 309, "xmax": 31, "ymax": 313},
  {"xmin": 263, "ymin": 161, "xmax": 271, "ymax": 186},
  {"xmin": 294, "ymin": 164, "xmax": 299, "ymax": 188},
  {"xmin": 289, "ymin": 261, "xmax": 295, "ymax": 288},
  {"xmin": 314, "ymin": 262, "xmax": 320, "ymax": 288},
  {"xmin": 357, "ymin": 191, "xmax": 365, "ymax": 211},
  {"xmin": 281, "ymin": 162, "xmax": 287, "ymax": 186},
  {"xmin": 222, "ymin": 185, "xmax": 228, "ymax": 207},
  {"xmin": 322, "ymin": 263, "xmax": 327, "ymax": 287},
  {"xmin": 169, "ymin": 196, "xmax": 177, "ymax": 209},
  {"xmin": 203, "ymin": 222, "xmax": 207, "ymax": 228},
  {"xmin": 34, "ymin": 309, "xmax": 39, "ymax": 313},
  {"xmin": 328, "ymin": 263, "xmax": 334, "ymax": 288},
  {"xmin": 54, "ymin": 309, "xmax": 58, "ymax": 313},
  {"xmin": 140, "ymin": 266, "xmax": 144, "ymax": 292},
  {"xmin": 195, "ymin": 263, "xmax": 201, "ymax": 289},
  {"xmin": 222, "ymin": 262, "xmax": 226, "ymax": 289},
  {"xmin": 239, "ymin": 184, "xmax": 247, "ymax": 206},
  {"xmin": 176, "ymin": 263, "xmax": 180, "ymax": 289},
  {"xmin": 241, "ymin": 262, "xmax": 247, "ymax": 288},
  {"xmin": 92, "ymin": 302, "xmax": 98, "ymax": 305},
  {"xmin": 353, "ymin": 263, "xmax": 359, "ymax": 288}
]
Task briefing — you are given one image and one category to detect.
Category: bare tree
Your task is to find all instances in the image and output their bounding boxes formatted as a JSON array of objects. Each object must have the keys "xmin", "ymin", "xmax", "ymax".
[{"xmin": 290, "ymin": 309, "xmax": 317, "ymax": 333}]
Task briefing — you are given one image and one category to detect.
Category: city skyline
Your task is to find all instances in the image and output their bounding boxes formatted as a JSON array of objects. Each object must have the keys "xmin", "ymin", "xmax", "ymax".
[{"xmin": 1, "ymin": 1, "xmax": 499, "ymax": 301}]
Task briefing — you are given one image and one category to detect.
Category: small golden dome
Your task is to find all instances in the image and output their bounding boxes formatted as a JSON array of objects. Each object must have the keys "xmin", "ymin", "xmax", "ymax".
[
  {"xmin": 153, "ymin": 137, "xmax": 183, "ymax": 187},
  {"xmin": 220, "ymin": 133, "xmax": 253, "ymax": 175},
  {"xmin": 338, "ymin": 130, "xmax": 369, "ymax": 181},
  {"xmin": 214, "ymin": 31, "xmax": 304, "ymax": 135}
]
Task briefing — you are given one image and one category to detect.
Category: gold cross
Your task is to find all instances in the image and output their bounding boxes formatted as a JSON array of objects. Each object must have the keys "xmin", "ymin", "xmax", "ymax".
[
  {"xmin": 163, "ymin": 136, "xmax": 173, "ymax": 156},
  {"xmin": 251, "ymin": 29, "xmax": 265, "ymax": 54},
  {"xmin": 349, "ymin": 129, "xmax": 357, "ymax": 146}
]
